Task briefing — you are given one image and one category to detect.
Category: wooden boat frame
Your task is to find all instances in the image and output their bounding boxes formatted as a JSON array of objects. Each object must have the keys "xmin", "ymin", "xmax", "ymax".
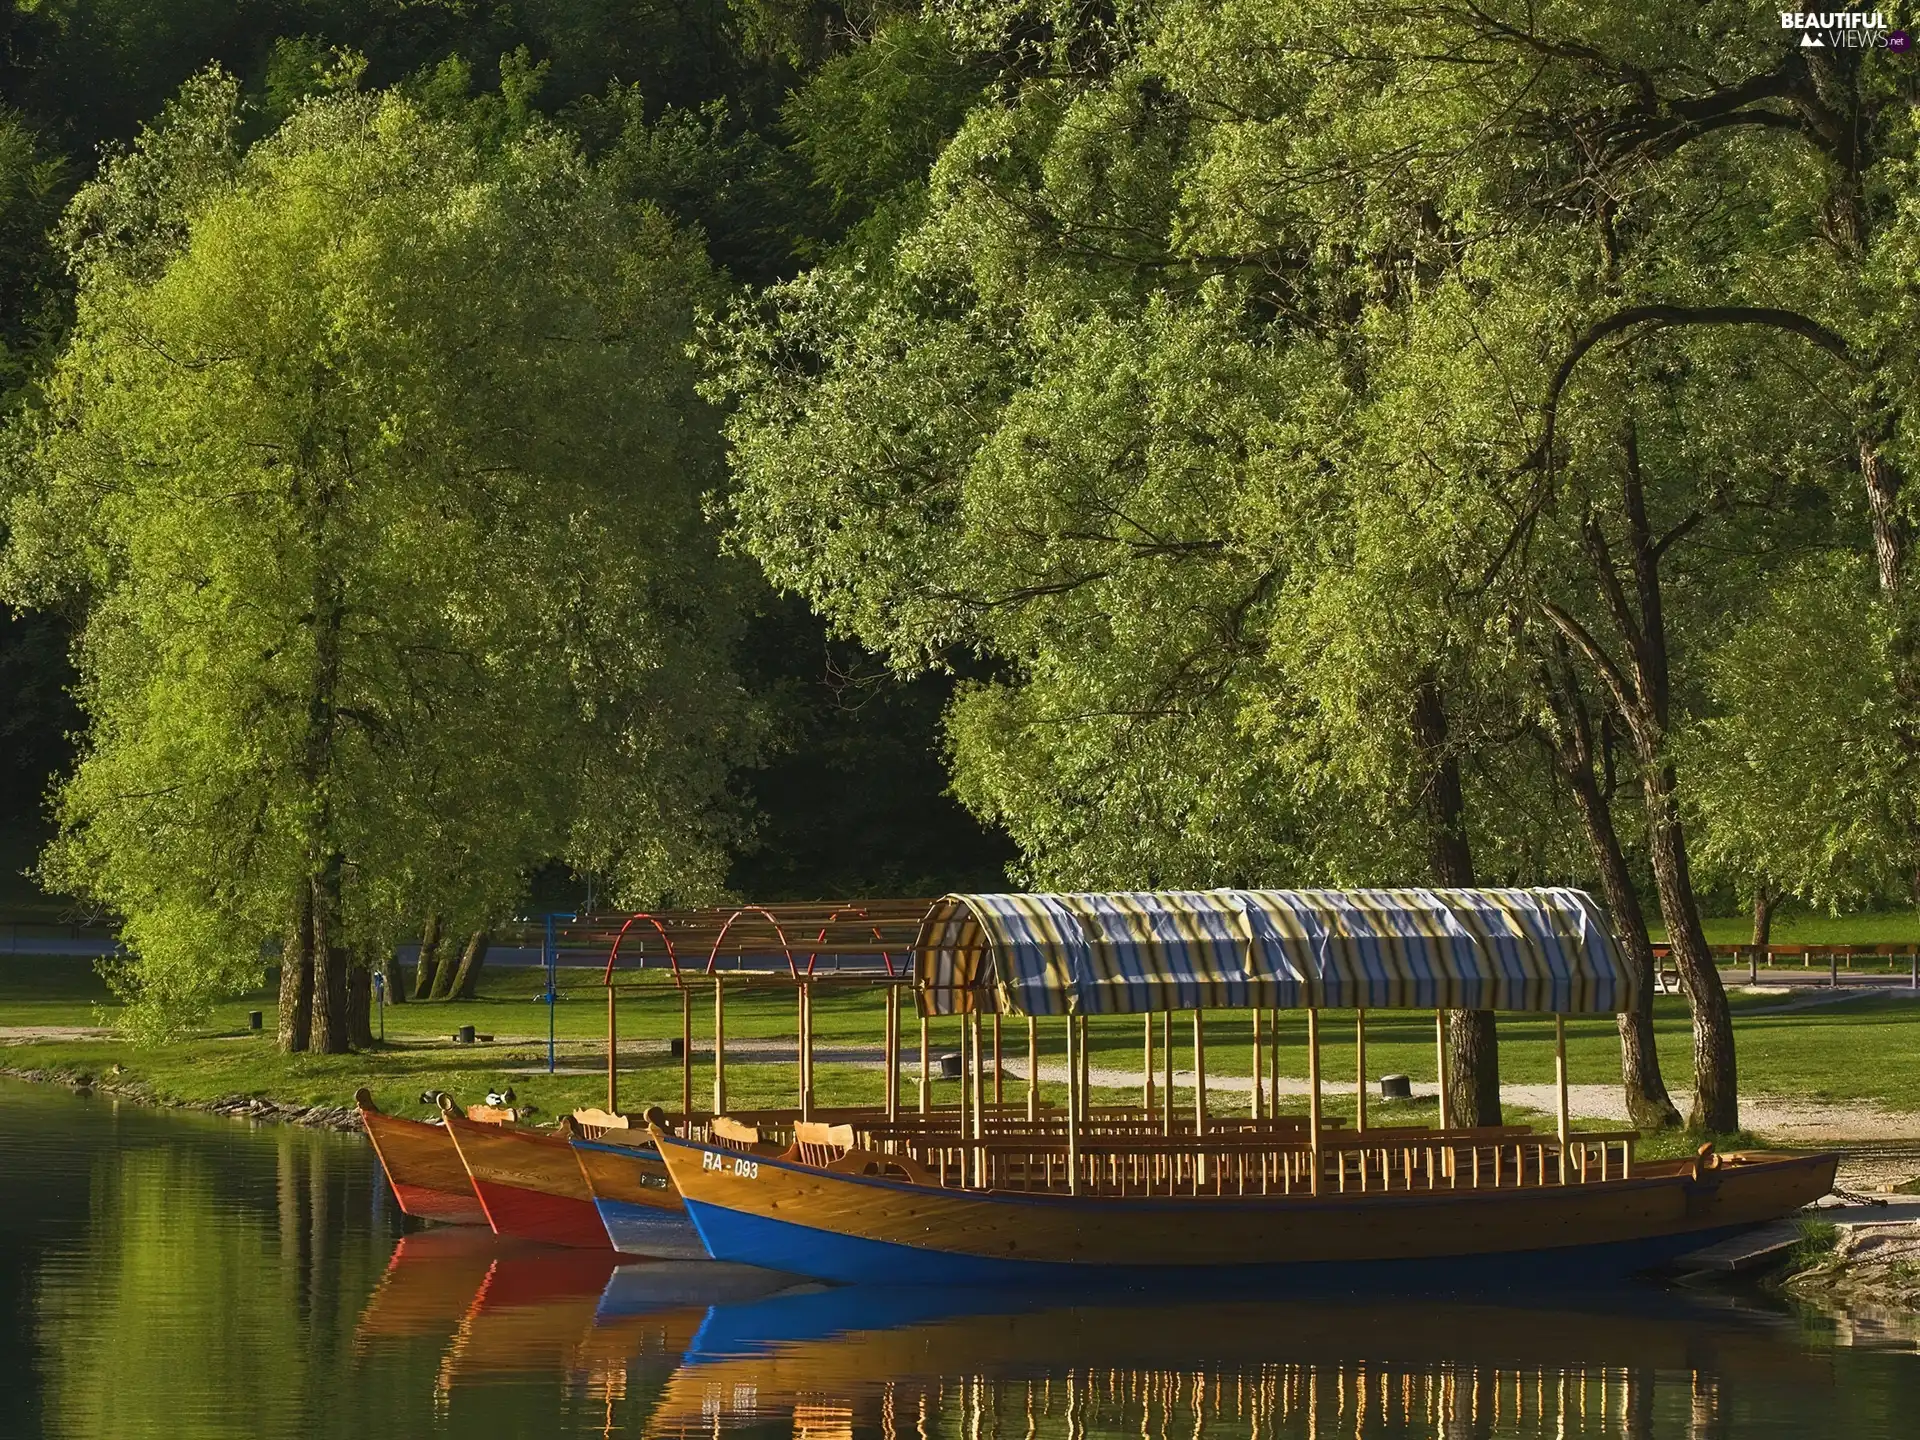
[{"xmin": 624, "ymin": 889, "xmax": 1839, "ymax": 1282}]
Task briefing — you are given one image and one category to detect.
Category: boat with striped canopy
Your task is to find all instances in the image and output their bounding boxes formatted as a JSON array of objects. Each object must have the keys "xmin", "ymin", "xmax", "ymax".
[{"xmin": 650, "ymin": 887, "xmax": 1836, "ymax": 1285}]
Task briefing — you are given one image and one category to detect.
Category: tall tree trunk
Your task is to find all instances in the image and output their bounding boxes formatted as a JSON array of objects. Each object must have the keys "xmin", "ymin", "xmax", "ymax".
[
  {"xmin": 277, "ymin": 883, "xmax": 313, "ymax": 1054},
  {"xmin": 1410, "ymin": 674, "xmax": 1501, "ymax": 1126},
  {"xmin": 445, "ymin": 931, "xmax": 490, "ymax": 1001},
  {"xmin": 428, "ymin": 925, "xmax": 464, "ymax": 1000},
  {"xmin": 347, "ymin": 952, "xmax": 375, "ymax": 1050},
  {"xmin": 309, "ymin": 860, "xmax": 351, "ymax": 1055},
  {"xmin": 1546, "ymin": 423, "xmax": 1740, "ymax": 1134},
  {"xmin": 1537, "ymin": 654, "xmax": 1680, "ymax": 1129},
  {"xmin": 1751, "ymin": 883, "xmax": 1773, "ymax": 953},
  {"xmin": 1643, "ymin": 765, "xmax": 1738, "ymax": 1131},
  {"xmin": 1573, "ymin": 773, "xmax": 1681, "ymax": 1130},
  {"xmin": 380, "ymin": 947, "xmax": 406, "ymax": 1005},
  {"xmin": 293, "ymin": 459, "xmax": 347, "ymax": 1048},
  {"xmin": 411, "ymin": 913, "xmax": 444, "ymax": 1000}
]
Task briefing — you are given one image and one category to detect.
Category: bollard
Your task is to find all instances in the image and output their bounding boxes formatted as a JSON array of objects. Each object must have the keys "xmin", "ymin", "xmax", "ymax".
[
  {"xmin": 1911, "ymin": 951, "xmax": 1917, "ymax": 990},
  {"xmin": 1829, "ymin": 952, "xmax": 1838, "ymax": 988},
  {"xmin": 1749, "ymin": 948, "xmax": 1758, "ymax": 985}
]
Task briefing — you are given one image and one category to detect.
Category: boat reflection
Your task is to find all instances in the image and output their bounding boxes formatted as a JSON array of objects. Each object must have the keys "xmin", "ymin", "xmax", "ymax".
[
  {"xmin": 357, "ymin": 1235, "xmax": 1841, "ymax": 1438},
  {"xmin": 654, "ymin": 1286, "xmax": 1832, "ymax": 1439}
]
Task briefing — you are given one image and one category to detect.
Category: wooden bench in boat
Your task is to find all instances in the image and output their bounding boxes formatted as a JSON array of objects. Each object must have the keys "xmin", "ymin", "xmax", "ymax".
[
  {"xmin": 782, "ymin": 1121, "xmax": 935, "ymax": 1185},
  {"xmin": 878, "ymin": 1122, "xmax": 1627, "ymax": 1198}
]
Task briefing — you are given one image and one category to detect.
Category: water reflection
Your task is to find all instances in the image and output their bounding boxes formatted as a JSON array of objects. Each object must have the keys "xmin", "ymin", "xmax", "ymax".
[
  {"xmin": 1, "ymin": 1078, "xmax": 1914, "ymax": 1440},
  {"xmin": 355, "ymin": 1235, "xmax": 1861, "ymax": 1440}
]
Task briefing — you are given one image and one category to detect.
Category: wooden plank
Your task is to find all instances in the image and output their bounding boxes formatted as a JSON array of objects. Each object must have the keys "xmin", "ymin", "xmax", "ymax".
[{"xmin": 1672, "ymin": 1220, "xmax": 1802, "ymax": 1274}]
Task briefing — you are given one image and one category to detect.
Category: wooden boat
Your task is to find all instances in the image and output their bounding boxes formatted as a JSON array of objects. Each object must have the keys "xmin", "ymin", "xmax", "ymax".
[
  {"xmin": 439, "ymin": 1097, "xmax": 614, "ymax": 1249},
  {"xmin": 647, "ymin": 888, "xmax": 1841, "ymax": 1286},
  {"xmin": 355, "ymin": 1088, "xmax": 487, "ymax": 1226},
  {"xmin": 566, "ymin": 1115, "xmax": 706, "ymax": 1260},
  {"xmin": 655, "ymin": 1124, "xmax": 1835, "ymax": 1284}
]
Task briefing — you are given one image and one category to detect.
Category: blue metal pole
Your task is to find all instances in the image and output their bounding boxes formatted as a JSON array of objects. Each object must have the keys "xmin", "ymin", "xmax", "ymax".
[{"xmin": 545, "ymin": 913, "xmax": 557, "ymax": 1074}]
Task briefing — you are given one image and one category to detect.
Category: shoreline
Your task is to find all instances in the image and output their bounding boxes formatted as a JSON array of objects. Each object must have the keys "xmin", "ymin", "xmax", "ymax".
[
  {"xmin": 1, "ymin": 1062, "xmax": 364, "ymax": 1132},
  {"xmin": 7, "ymin": 1059, "xmax": 1917, "ymax": 1316}
]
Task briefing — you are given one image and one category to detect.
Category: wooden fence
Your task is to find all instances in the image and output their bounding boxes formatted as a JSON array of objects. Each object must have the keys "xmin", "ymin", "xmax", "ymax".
[{"xmin": 1650, "ymin": 942, "xmax": 1920, "ymax": 990}]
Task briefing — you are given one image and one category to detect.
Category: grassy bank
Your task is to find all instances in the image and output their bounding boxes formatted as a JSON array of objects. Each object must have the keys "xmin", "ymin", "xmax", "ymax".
[{"xmin": 6, "ymin": 956, "xmax": 1920, "ymax": 1144}]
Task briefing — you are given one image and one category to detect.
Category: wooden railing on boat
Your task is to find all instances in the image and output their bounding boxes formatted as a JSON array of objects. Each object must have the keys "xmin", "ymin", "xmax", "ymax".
[
  {"xmin": 867, "ymin": 1124, "xmax": 1636, "ymax": 1199},
  {"xmin": 664, "ymin": 1105, "xmax": 1639, "ymax": 1201}
]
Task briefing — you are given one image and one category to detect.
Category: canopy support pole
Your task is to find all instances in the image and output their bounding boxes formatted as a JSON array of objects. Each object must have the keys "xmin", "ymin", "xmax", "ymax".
[
  {"xmin": 993, "ymin": 1013, "xmax": 1003, "ymax": 1113},
  {"xmin": 1142, "ymin": 1012, "xmax": 1154, "ymax": 1114},
  {"xmin": 958, "ymin": 1011, "xmax": 972, "ymax": 1173},
  {"xmin": 1025, "ymin": 1017, "xmax": 1038, "ymax": 1121},
  {"xmin": 1270, "ymin": 1008, "xmax": 1280, "ymax": 1116},
  {"xmin": 1193, "ymin": 1011, "xmax": 1208, "ymax": 1186},
  {"xmin": 1192, "ymin": 1011, "xmax": 1208, "ymax": 1132},
  {"xmin": 1434, "ymin": 1010, "xmax": 1450, "ymax": 1131},
  {"xmin": 884, "ymin": 985, "xmax": 899, "ymax": 1122},
  {"xmin": 1355, "ymin": 1008, "xmax": 1367, "ymax": 1133},
  {"xmin": 1065, "ymin": 1015, "xmax": 1082, "ymax": 1195},
  {"xmin": 1078, "ymin": 1014, "xmax": 1091, "ymax": 1113},
  {"xmin": 606, "ymin": 987, "xmax": 618, "ymax": 1115},
  {"xmin": 971, "ymin": 1011, "xmax": 986, "ymax": 1183},
  {"xmin": 712, "ymin": 978, "xmax": 726, "ymax": 1116},
  {"xmin": 1555, "ymin": 1014, "xmax": 1570, "ymax": 1184},
  {"xmin": 1251, "ymin": 1008, "xmax": 1264, "ymax": 1121},
  {"xmin": 1161, "ymin": 1010, "xmax": 1173, "ymax": 1136},
  {"xmin": 797, "ymin": 982, "xmax": 812, "ymax": 1121},
  {"xmin": 918, "ymin": 1015, "xmax": 930, "ymax": 1115},
  {"xmin": 1307, "ymin": 1008, "xmax": 1322, "ymax": 1196},
  {"xmin": 679, "ymin": 986, "xmax": 692, "ymax": 1123}
]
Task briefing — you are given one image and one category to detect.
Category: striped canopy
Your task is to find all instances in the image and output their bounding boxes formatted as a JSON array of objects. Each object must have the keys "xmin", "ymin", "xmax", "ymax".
[{"xmin": 912, "ymin": 889, "xmax": 1634, "ymax": 1018}]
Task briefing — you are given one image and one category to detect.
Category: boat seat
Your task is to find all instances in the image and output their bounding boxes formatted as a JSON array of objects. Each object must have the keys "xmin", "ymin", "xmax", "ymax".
[
  {"xmin": 710, "ymin": 1116, "xmax": 762, "ymax": 1150},
  {"xmin": 784, "ymin": 1123, "xmax": 933, "ymax": 1185},
  {"xmin": 569, "ymin": 1107, "xmax": 632, "ymax": 1139},
  {"xmin": 792, "ymin": 1121, "xmax": 857, "ymax": 1167}
]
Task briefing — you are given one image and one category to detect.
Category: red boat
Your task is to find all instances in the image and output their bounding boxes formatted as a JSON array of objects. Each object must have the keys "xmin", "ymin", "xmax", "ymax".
[{"xmin": 439, "ymin": 1098, "xmax": 613, "ymax": 1249}]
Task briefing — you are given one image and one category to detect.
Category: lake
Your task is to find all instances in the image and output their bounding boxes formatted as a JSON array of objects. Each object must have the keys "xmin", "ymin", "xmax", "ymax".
[{"xmin": 2, "ymin": 1076, "xmax": 1914, "ymax": 1438}]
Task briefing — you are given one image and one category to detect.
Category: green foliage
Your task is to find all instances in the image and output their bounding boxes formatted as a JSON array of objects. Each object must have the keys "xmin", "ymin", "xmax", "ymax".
[
  {"xmin": 1, "ymin": 74, "xmax": 754, "ymax": 1033},
  {"xmin": 785, "ymin": 17, "xmax": 985, "ymax": 221},
  {"xmin": 0, "ymin": 109, "xmax": 71, "ymax": 395},
  {"xmin": 1681, "ymin": 557, "xmax": 1912, "ymax": 909}
]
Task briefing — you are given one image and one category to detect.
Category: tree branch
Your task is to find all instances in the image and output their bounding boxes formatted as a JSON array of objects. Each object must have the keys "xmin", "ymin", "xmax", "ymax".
[{"xmin": 1522, "ymin": 303, "xmax": 1853, "ymax": 476}]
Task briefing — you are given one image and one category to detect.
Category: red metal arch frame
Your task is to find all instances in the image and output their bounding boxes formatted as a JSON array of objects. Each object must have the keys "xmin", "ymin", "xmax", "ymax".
[
  {"xmin": 600, "ymin": 899, "xmax": 929, "ymax": 988},
  {"xmin": 601, "ymin": 911, "xmax": 682, "ymax": 986},
  {"xmin": 706, "ymin": 906, "xmax": 798, "ymax": 978}
]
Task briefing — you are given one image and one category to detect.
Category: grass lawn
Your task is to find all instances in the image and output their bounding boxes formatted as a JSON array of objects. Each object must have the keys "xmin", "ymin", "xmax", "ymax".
[
  {"xmin": 1690, "ymin": 910, "xmax": 1920, "ymax": 948},
  {"xmin": 6, "ymin": 954, "xmax": 1920, "ymax": 1148}
]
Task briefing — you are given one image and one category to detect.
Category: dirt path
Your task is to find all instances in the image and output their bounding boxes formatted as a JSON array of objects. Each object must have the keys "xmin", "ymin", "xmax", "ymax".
[{"xmin": 0, "ymin": 1025, "xmax": 111, "ymax": 1044}]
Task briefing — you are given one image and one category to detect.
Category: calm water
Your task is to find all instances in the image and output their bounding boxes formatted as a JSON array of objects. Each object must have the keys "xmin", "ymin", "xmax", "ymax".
[{"xmin": 2, "ymin": 1078, "xmax": 1915, "ymax": 1439}]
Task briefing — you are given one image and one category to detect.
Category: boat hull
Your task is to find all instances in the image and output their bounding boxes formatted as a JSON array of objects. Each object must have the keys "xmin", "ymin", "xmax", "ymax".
[
  {"xmin": 571, "ymin": 1138, "xmax": 705, "ymax": 1260},
  {"xmin": 443, "ymin": 1114, "xmax": 612, "ymax": 1249},
  {"xmin": 593, "ymin": 1199, "xmax": 714, "ymax": 1261},
  {"xmin": 357, "ymin": 1100, "xmax": 486, "ymax": 1226},
  {"xmin": 657, "ymin": 1134, "xmax": 1837, "ymax": 1287}
]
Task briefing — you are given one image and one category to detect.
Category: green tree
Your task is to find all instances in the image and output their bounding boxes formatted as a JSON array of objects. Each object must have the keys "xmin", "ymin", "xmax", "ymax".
[
  {"xmin": 710, "ymin": 10, "xmax": 1575, "ymax": 1123},
  {"xmin": 1680, "ymin": 556, "xmax": 1910, "ymax": 912},
  {"xmin": 1, "ymin": 72, "xmax": 754, "ymax": 1046}
]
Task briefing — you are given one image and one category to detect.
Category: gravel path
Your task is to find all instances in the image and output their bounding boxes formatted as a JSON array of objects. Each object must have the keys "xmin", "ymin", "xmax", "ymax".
[{"xmin": 0, "ymin": 1025, "xmax": 112, "ymax": 1043}]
